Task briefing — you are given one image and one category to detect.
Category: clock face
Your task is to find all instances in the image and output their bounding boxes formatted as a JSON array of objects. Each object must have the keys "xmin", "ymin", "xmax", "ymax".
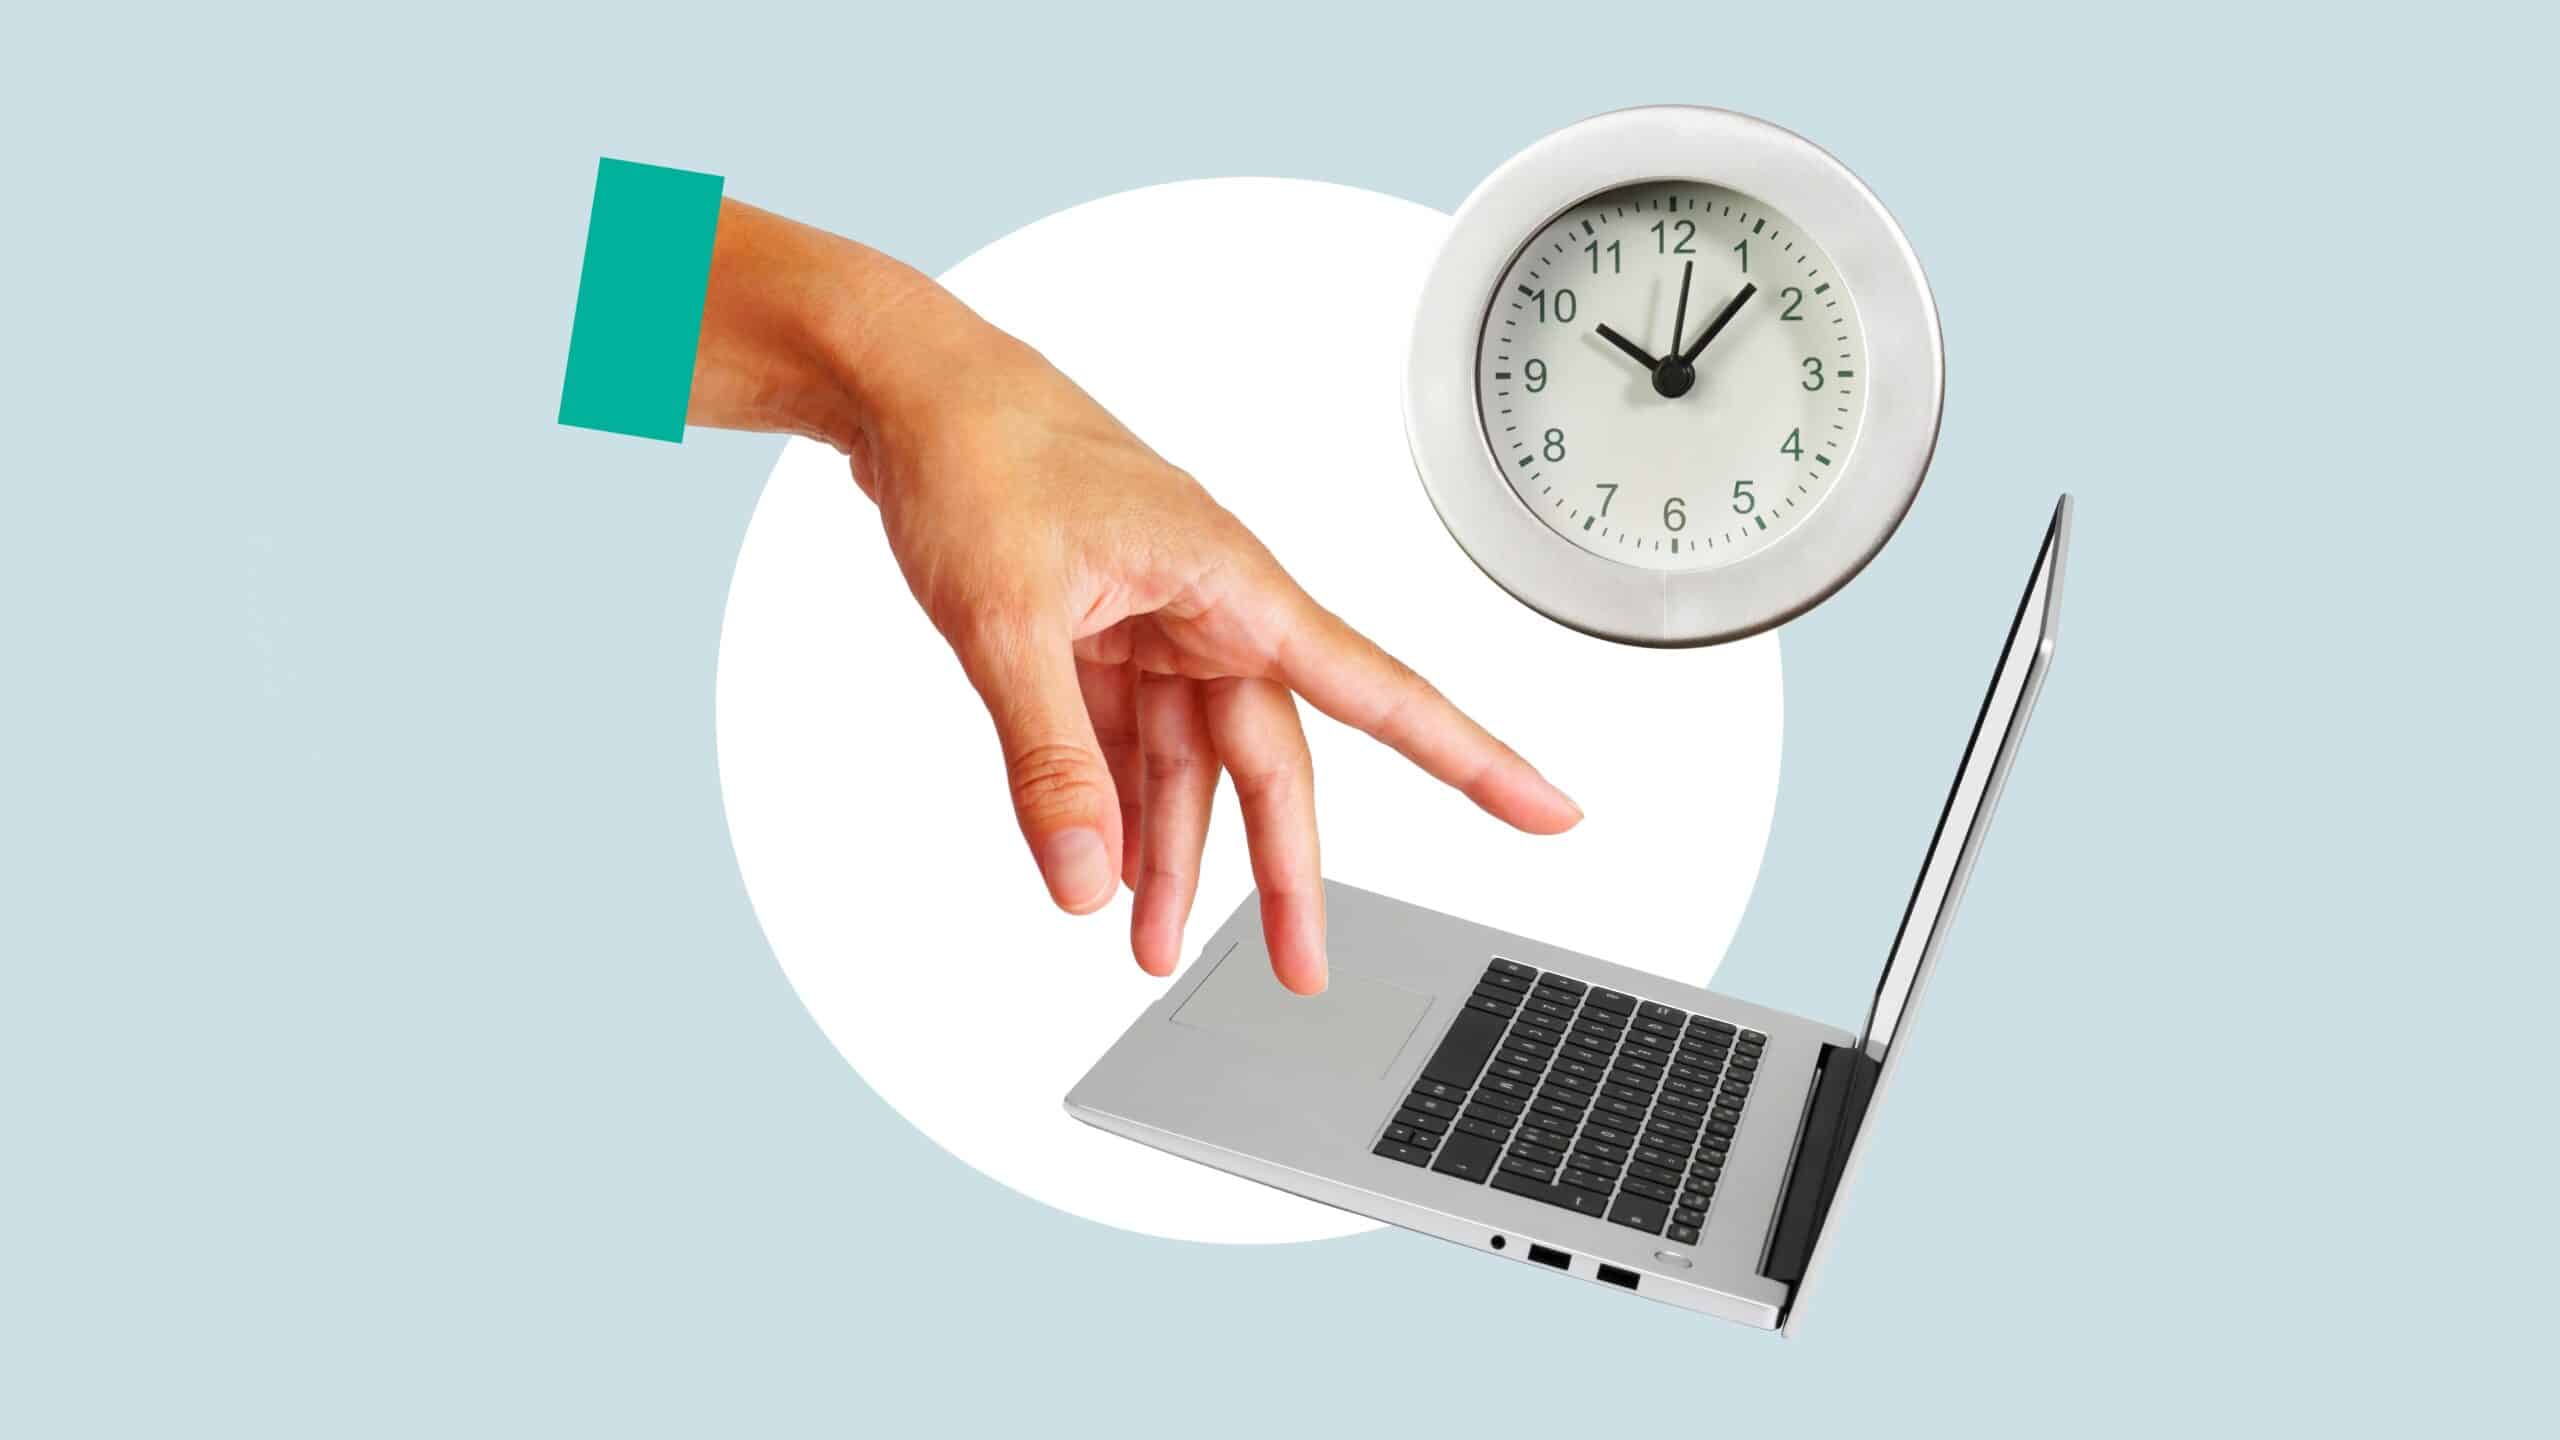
[{"xmin": 1474, "ymin": 181, "xmax": 1868, "ymax": 572}]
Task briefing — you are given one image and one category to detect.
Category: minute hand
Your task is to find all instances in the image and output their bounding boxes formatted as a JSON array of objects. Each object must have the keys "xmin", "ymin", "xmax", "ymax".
[{"xmin": 1678, "ymin": 283, "xmax": 1757, "ymax": 364}]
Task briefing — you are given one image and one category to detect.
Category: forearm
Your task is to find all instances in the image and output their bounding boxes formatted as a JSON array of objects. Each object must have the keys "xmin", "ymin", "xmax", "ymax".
[{"xmin": 686, "ymin": 199, "xmax": 943, "ymax": 456}]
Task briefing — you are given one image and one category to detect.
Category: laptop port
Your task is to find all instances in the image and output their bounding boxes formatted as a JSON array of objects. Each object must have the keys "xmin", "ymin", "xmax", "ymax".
[
  {"xmin": 1525, "ymin": 1244, "xmax": 1570, "ymax": 1271},
  {"xmin": 1594, "ymin": 1264, "xmax": 1641, "ymax": 1291}
]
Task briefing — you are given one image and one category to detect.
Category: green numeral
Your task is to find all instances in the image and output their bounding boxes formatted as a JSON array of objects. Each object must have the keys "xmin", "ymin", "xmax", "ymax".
[
  {"xmin": 1543, "ymin": 428, "xmax": 1567, "ymax": 462},
  {"xmin": 1731, "ymin": 479, "xmax": 1756, "ymax": 515},
  {"xmin": 1530, "ymin": 288, "xmax": 1577, "ymax": 323},
  {"xmin": 1651, "ymin": 219, "xmax": 1695, "ymax": 254},
  {"xmin": 1585, "ymin": 239, "xmax": 1621, "ymax": 274},
  {"xmin": 1780, "ymin": 286, "xmax": 1804, "ymax": 320},
  {"xmin": 1801, "ymin": 356, "xmax": 1825, "ymax": 391},
  {"xmin": 1780, "ymin": 428, "xmax": 1803, "ymax": 459},
  {"xmin": 1733, "ymin": 238, "xmax": 1748, "ymax": 273},
  {"xmin": 1595, "ymin": 482, "xmax": 1618, "ymax": 516},
  {"xmin": 1524, "ymin": 358, "xmax": 1547, "ymax": 392}
]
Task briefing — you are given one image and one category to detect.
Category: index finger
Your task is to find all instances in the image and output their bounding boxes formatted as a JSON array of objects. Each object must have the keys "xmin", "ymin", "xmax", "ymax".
[{"xmin": 1271, "ymin": 591, "xmax": 1582, "ymax": 835}]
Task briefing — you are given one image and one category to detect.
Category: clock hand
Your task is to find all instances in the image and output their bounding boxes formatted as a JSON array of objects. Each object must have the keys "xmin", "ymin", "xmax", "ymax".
[
  {"xmin": 1677, "ymin": 282, "xmax": 1757, "ymax": 365},
  {"xmin": 1594, "ymin": 323, "xmax": 1661, "ymax": 371},
  {"xmin": 1670, "ymin": 260, "xmax": 1694, "ymax": 357}
]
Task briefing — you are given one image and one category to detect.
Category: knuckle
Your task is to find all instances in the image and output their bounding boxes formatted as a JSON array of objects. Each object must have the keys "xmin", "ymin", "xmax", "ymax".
[{"xmin": 1007, "ymin": 742, "xmax": 1105, "ymax": 822}]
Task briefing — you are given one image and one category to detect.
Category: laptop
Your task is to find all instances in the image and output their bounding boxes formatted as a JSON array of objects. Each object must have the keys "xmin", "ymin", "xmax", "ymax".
[{"xmin": 1067, "ymin": 496, "xmax": 2069, "ymax": 1332}]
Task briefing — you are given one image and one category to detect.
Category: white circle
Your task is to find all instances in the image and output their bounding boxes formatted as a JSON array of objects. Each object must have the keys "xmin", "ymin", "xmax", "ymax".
[{"xmin": 717, "ymin": 178, "xmax": 1783, "ymax": 1243}]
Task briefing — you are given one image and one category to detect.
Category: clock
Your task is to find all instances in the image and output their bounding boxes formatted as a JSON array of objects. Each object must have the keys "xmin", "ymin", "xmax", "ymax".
[{"xmin": 1405, "ymin": 106, "xmax": 1943, "ymax": 646}]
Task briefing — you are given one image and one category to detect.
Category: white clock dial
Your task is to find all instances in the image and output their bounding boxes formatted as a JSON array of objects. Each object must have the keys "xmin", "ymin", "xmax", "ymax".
[{"xmin": 1475, "ymin": 182, "xmax": 1866, "ymax": 572}]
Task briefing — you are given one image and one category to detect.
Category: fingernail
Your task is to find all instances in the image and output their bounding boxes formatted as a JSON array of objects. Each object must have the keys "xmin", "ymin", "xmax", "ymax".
[{"xmin": 1040, "ymin": 827, "xmax": 1115, "ymax": 912}]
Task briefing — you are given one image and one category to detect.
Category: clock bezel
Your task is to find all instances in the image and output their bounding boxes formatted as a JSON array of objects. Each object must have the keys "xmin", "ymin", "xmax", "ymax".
[{"xmin": 1405, "ymin": 105, "xmax": 1943, "ymax": 647}]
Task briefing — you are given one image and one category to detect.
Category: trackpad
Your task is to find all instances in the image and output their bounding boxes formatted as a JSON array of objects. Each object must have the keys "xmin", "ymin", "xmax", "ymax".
[{"xmin": 1170, "ymin": 944, "xmax": 1433, "ymax": 1080}]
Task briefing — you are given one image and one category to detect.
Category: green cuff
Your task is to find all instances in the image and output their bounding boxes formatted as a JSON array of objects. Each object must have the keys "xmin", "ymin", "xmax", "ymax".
[{"xmin": 558, "ymin": 158, "xmax": 726, "ymax": 443}]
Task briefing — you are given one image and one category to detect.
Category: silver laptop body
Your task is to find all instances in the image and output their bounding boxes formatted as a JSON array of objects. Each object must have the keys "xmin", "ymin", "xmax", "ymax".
[{"xmin": 1067, "ymin": 496, "xmax": 2069, "ymax": 1332}]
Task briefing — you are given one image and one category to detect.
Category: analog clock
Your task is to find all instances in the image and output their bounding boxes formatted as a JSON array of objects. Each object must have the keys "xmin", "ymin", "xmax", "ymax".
[{"xmin": 1406, "ymin": 107, "xmax": 1942, "ymax": 646}]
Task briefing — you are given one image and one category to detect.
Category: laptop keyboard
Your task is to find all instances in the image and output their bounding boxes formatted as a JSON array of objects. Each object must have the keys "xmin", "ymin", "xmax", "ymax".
[{"xmin": 1372, "ymin": 958, "xmax": 1764, "ymax": 1248}]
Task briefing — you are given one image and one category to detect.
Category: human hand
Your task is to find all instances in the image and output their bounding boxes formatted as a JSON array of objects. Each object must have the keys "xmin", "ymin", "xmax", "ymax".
[{"xmin": 690, "ymin": 201, "xmax": 1580, "ymax": 993}]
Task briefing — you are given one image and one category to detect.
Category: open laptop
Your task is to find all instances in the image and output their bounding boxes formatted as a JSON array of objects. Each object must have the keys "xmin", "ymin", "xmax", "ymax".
[{"xmin": 1067, "ymin": 496, "xmax": 2069, "ymax": 1332}]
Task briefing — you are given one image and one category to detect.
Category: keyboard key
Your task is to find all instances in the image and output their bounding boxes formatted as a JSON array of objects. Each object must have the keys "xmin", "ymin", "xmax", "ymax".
[
  {"xmin": 1394, "ymin": 1107, "xmax": 1449, "ymax": 1135},
  {"xmin": 1670, "ymin": 1061, "xmax": 1721, "ymax": 1084},
  {"xmin": 1471, "ymin": 986, "xmax": 1524, "ymax": 1013},
  {"xmin": 1517, "ymin": 1124, "xmax": 1574, "ymax": 1151},
  {"xmin": 1673, "ymin": 1207, "xmax": 1704, "ymax": 1227},
  {"xmin": 1496, "ymin": 1047, "xmax": 1549, "ymax": 1072},
  {"xmin": 1627, "ymin": 1161, "xmax": 1682, "ymax": 1187},
  {"xmin": 1621, "ymin": 1177, "xmax": 1678, "ymax": 1205},
  {"xmin": 1480, "ymin": 968, "xmax": 1530, "ymax": 993},
  {"xmin": 1585, "ymin": 988, "xmax": 1637, "ymax": 1016},
  {"xmin": 1529, "ymin": 1097, "xmax": 1584, "ymax": 1125},
  {"xmin": 1374, "ymin": 1139, "xmax": 1431, "ymax": 1166},
  {"xmin": 1581, "ymin": 1123, "xmax": 1639, "ymax": 1150},
  {"xmin": 1432, "ymin": 1133, "xmax": 1501, "ymax": 1183},
  {"xmin": 1698, "ymin": 1134, "xmax": 1730, "ymax": 1155},
  {"xmin": 1454, "ymin": 1116, "xmax": 1509, "ymax": 1144},
  {"xmin": 1728, "ymin": 1055, "xmax": 1759, "ymax": 1075},
  {"xmin": 1592, "ymin": 1098, "xmax": 1648, "ymax": 1124},
  {"xmin": 1741, "ymin": 1029, "xmax": 1767, "ymax": 1044},
  {"xmin": 1600, "ymin": 1081, "xmax": 1654, "ymax": 1107},
  {"xmin": 1561, "ymin": 1043, "xmax": 1613, "ymax": 1068},
  {"xmin": 1639, "ymin": 1001, "xmax": 1684, "ymax": 1024},
  {"xmin": 1558, "ymin": 1167, "xmax": 1616, "ymax": 1197},
  {"xmin": 1634, "ymin": 1146, "xmax": 1686, "ymax": 1171},
  {"xmin": 1523, "ymin": 997, "xmax": 1577, "ymax": 1023},
  {"xmin": 1470, "ymin": 1089, "xmax": 1524, "ymax": 1116},
  {"xmin": 1632, "ymin": 1016, "xmax": 1681, "ymax": 1042},
  {"xmin": 1421, "ymin": 1009, "xmax": 1507, "ymax": 1088},
  {"xmin": 1705, "ymin": 1119, "xmax": 1737, "ymax": 1138},
  {"xmin": 1692, "ymin": 1017, "xmax": 1737, "ymax": 1037},
  {"xmin": 1499, "ymin": 1156, "xmax": 1557, "ymax": 1184},
  {"xmin": 1537, "ymin": 973, "xmax": 1587, "ymax": 996},
  {"xmin": 1654, "ymin": 1090, "xmax": 1707, "ymax": 1119},
  {"xmin": 1384, "ymin": 1123, "xmax": 1417, "ymax": 1145},
  {"xmin": 1404, "ymin": 1093, "xmax": 1459, "ymax": 1120},
  {"xmin": 1466, "ymin": 996, "xmax": 1515, "ymax": 1019},
  {"xmin": 1666, "ymin": 1224, "xmax": 1701, "ymax": 1246},
  {"xmin": 1608, "ymin": 1194, "xmax": 1668, "ymax": 1234},
  {"xmin": 1481, "ymin": 1076, "xmax": 1534, "ymax": 1102},
  {"xmin": 1460, "ymin": 1104, "xmax": 1518, "ymax": 1130},
  {"xmin": 1571, "ymin": 1137, "xmax": 1628, "ymax": 1166},
  {"xmin": 1411, "ymin": 1079, "xmax": 1467, "ymax": 1104},
  {"xmin": 1546, "ymin": 1071, "xmax": 1596, "ymax": 1096},
  {"xmin": 1487, "ymin": 1061, "xmax": 1542, "ymax": 1086},
  {"xmin": 1488, "ymin": 958, "xmax": 1537, "ymax": 980},
  {"xmin": 1492, "ymin": 1168, "xmax": 1609, "ymax": 1217},
  {"xmin": 1512, "ymin": 1140, "xmax": 1567, "ymax": 1169}
]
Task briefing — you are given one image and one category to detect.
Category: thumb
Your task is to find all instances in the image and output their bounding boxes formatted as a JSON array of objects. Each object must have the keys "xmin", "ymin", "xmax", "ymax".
[{"xmin": 957, "ymin": 621, "xmax": 1123, "ymax": 915}]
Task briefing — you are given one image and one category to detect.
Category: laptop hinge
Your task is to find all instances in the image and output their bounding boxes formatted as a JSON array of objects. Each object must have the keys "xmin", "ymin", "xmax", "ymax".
[{"xmin": 1759, "ymin": 1042, "xmax": 1881, "ymax": 1288}]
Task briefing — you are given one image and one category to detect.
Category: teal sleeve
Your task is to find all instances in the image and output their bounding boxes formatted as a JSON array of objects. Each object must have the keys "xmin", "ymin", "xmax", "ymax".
[{"xmin": 557, "ymin": 158, "xmax": 726, "ymax": 443}]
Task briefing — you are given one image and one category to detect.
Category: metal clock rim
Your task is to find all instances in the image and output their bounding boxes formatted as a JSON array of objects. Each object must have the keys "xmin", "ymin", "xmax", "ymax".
[{"xmin": 1404, "ymin": 105, "xmax": 1943, "ymax": 647}]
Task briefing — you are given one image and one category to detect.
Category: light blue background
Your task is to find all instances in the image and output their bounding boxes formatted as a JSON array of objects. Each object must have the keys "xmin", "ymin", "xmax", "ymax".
[{"xmin": 6, "ymin": 3, "xmax": 2552, "ymax": 1433}]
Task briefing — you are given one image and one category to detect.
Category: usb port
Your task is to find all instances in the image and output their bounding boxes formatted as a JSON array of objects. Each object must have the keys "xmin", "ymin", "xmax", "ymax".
[
  {"xmin": 1525, "ymin": 1244, "xmax": 1570, "ymax": 1271},
  {"xmin": 1594, "ymin": 1264, "xmax": 1640, "ymax": 1291}
]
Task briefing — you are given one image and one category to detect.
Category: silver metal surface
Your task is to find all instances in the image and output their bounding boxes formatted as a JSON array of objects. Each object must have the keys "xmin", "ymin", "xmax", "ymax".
[
  {"xmin": 1780, "ymin": 495, "xmax": 2070, "ymax": 1335},
  {"xmin": 1067, "ymin": 881, "xmax": 1848, "ymax": 1327},
  {"xmin": 1404, "ymin": 105, "xmax": 1943, "ymax": 646}
]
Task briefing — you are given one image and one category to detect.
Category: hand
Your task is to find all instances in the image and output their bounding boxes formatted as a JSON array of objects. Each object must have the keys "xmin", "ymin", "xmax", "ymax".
[
  {"xmin": 1594, "ymin": 322, "xmax": 1661, "ymax": 371},
  {"xmin": 1669, "ymin": 261, "xmax": 1694, "ymax": 356},
  {"xmin": 1678, "ymin": 282, "xmax": 1757, "ymax": 365},
  {"xmin": 689, "ymin": 201, "xmax": 1582, "ymax": 994}
]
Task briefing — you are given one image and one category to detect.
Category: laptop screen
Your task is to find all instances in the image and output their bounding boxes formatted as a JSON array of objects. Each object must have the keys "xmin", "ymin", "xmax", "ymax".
[{"xmin": 1857, "ymin": 498, "xmax": 2067, "ymax": 1061}]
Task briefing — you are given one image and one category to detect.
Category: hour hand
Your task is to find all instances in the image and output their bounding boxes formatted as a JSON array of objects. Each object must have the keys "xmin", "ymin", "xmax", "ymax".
[{"xmin": 1594, "ymin": 323, "xmax": 1661, "ymax": 370}]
